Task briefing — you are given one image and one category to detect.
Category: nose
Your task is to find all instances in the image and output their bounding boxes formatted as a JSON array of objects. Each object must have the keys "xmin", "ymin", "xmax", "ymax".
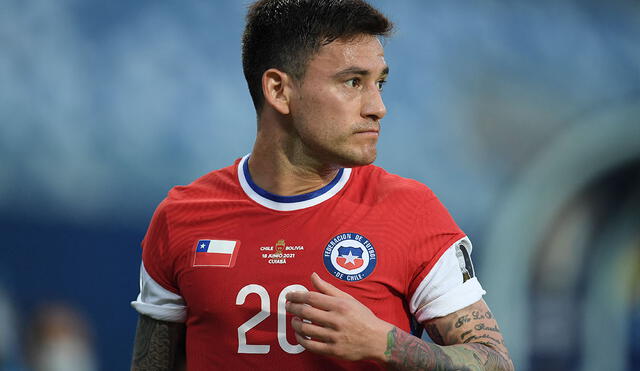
[{"xmin": 362, "ymin": 87, "xmax": 387, "ymax": 121}]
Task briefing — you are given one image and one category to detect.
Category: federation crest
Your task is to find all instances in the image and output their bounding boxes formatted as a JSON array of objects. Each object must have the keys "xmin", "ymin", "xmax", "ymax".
[{"xmin": 323, "ymin": 233, "xmax": 376, "ymax": 281}]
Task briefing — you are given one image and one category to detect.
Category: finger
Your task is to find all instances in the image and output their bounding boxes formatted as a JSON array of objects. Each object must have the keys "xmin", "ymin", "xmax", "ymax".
[
  {"xmin": 286, "ymin": 290, "xmax": 337, "ymax": 311},
  {"xmin": 294, "ymin": 332, "xmax": 333, "ymax": 356},
  {"xmin": 310, "ymin": 272, "xmax": 353, "ymax": 299},
  {"xmin": 291, "ymin": 316, "xmax": 334, "ymax": 342},
  {"xmin": 285, "ymin": 302, "xmax": 334, "ymax": 327}
]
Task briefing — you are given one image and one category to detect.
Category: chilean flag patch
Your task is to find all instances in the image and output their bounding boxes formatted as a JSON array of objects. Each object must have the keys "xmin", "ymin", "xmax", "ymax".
[{"xmin": 193, "ymin": 239, "xmax": 240, "ymax": 267}]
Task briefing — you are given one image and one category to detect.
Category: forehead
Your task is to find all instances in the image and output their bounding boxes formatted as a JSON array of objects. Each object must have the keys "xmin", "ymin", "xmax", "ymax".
[{"xmin": 306, "ymin": 35, "xmax": 386, "ymax": 75}]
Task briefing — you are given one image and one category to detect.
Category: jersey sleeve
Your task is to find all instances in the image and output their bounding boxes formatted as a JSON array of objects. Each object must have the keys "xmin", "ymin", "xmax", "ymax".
[
  {"xmin": 407, "ymin": 191, "xmax": 486, "ymax": 322},
  {"xmin": 130, "ymin": 200, "xmax": 187, "ymax": 322}
]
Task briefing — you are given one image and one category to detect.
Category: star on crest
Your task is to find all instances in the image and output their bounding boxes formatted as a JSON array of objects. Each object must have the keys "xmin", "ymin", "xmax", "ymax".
[{"xmin": 342, "ymin": 250, "xmax": 358, "ymax": 265}]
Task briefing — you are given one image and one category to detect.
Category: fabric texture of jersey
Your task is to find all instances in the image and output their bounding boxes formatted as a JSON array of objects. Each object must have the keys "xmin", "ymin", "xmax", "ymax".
[{"xmin": 132, "ymin": 154, "xmax": 485, "ymax": 370}]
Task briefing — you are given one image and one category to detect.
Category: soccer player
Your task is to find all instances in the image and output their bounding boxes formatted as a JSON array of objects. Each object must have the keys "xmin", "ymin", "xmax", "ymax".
[{"xmin": 131, "ymin": 1, "xmax": 514, "ymax": 370}]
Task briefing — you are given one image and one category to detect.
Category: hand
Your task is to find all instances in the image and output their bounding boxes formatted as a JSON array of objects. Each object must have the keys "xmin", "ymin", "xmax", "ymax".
[{"xmin": 285, "ymin": 272, "xmax": 393, "ymax": 362}]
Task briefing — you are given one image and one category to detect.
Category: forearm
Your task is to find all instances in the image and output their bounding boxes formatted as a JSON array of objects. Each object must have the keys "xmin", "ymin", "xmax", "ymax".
[
  {"xmin": 131, "ymin": 314, "xmax": 186, "ymax": 371},
  {"xmin": 383, "ymin": 327, "xmax": 514, "ymax": 371}
]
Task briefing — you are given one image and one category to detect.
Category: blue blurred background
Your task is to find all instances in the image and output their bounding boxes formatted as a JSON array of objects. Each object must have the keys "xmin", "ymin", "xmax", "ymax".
[{"xmin": 1, "ymin": 0, "xmax": 639, "ymax": 370}]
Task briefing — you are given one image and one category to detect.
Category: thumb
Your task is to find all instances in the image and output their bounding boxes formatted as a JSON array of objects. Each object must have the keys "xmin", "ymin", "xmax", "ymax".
[{"xmin": 310, "ymin": 272, "xmax": 352, "ymax": 298}]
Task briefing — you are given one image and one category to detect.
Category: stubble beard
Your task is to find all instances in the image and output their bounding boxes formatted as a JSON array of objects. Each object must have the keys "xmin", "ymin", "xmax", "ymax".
[
  {"xmin": 301, "ymin": 131, "xmax": 378, "ymax": 169},
  {"xmin": 290, "ymin": 110, "xmax": 379, "ymax": 169}
]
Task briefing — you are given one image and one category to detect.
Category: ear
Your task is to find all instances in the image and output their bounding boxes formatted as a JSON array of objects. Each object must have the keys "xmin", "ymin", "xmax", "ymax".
[{"xmin": 261, "ymin": 68, "xmax": 293, "ymax": 115}]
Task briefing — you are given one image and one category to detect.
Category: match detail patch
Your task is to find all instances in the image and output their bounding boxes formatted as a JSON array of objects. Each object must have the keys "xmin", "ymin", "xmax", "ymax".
[{"xmin": 323, "ymin": 232, "xmax": 376, "ymax": 281}]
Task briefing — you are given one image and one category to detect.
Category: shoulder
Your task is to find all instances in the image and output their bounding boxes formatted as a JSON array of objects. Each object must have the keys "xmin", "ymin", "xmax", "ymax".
[
  {"xmin": 349, "ymin": 164, "xmax": 436, "ymax": 203},
  {"xmin": 149, "ymin": 159, "xmax": 244, "ymax": 224},
  {"xmin": 140, "ymin": 160, "xmax": 242, "ymax": 280},
  {"xmin": 167, "ymin": 161, "xmax": 239, "ymax": 202}
]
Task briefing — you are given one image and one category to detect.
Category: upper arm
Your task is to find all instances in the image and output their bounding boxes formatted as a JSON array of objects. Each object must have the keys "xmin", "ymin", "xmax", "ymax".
[
  {"xmin": 132, "ymin": 201, "xmax": 188, "ymax": 370},
  {"xmin": 410, "ymin": 237, "xmax": 486, "ymax": 322},
  {"xmin": 131, "ymin": 314, "xmax": 186, "ymax": 371},
  {"xmin": 423, "ymin": 299, "xmax": 512, "ymax": 363},
  {"xmin": 131, "ymin": 259, "xmax": 187, "ymax": 370}
]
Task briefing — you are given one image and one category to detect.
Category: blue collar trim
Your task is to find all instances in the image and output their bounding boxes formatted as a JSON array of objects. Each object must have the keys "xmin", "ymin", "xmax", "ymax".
[{"xmin": 242, "ymin": 156, "xmax": 345, "ymax": 203}]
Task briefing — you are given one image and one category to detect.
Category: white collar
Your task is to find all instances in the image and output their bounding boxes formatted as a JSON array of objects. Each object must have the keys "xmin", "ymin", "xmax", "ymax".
[{"xmin": 237, "ymin": 154, "xmax": 352, "ymax": 211}]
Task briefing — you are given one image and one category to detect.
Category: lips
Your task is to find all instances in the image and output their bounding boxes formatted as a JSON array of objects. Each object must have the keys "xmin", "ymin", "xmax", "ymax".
[
  {"xmin": 354, "ymin": 123, "xmax": 380, "ymax": 134},
  {"xmin": 356, "ymin": 129, "xmax": 379, "ymax": 134}
]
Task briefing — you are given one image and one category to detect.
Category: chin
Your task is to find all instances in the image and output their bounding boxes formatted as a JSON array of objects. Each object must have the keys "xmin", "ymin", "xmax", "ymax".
[{"xmin": 337, "ymin": 150, "xmax": 377, "ymax": 168}]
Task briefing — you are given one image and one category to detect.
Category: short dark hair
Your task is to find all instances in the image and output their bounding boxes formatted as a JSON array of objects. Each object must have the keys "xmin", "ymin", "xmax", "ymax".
[{"xmin": 242, "ymin": 0, "xmax": 393, "ymax": 112}]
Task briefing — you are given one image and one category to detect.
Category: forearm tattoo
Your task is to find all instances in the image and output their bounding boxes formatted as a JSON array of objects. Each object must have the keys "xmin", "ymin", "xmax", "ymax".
[
  {"xmin": 131, "ymin": 315, "xmax": 186, "ymax": 371},
  {"xmin": 384, "ymin": 326, "xmax": 513, "ymax": 371}
]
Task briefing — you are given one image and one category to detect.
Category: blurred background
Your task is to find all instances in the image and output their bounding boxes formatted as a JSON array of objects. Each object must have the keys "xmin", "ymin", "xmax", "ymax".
[{"xmin": 1, "ymin": 0, "xmax": 639, "ymax": 370}]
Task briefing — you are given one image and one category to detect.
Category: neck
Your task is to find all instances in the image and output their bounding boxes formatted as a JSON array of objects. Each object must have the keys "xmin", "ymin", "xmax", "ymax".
[{"xmin": 248, "ymin": 114, "xmax": 340, "ymax": 197}]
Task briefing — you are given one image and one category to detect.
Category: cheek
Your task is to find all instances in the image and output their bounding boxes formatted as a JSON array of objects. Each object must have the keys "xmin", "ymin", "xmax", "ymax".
[
  {"xmin": 299, "ymin": 98, "xmax": 342, "ymax": 129},
  {"xmin": 317, "ymin": 93, "xmax": 358, "ymax": 128},
  {"xmin": 294, "ymin": 86, "xmax": 359, "ymax": 141}
]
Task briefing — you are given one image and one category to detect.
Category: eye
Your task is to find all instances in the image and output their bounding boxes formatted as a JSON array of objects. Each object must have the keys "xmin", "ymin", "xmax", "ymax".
[
  {"xmin": 345, "ymin": 78, "xmax": 361, "ymax": 88},
  {"xmin": 376, "ymin": 79, "xmax": 387, "ymax": 91}
]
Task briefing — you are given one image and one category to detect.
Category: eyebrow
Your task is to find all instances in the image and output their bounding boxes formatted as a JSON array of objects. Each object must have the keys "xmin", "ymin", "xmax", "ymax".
[{"xmin": 334, "ymin": 65, "xmax": 390, "ymax": 79}]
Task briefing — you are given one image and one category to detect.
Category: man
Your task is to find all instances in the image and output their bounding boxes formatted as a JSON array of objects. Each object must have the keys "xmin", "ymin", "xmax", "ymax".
[{"xmin": 131, "ymin": 1, "xmax": 514, "ymax": 370}]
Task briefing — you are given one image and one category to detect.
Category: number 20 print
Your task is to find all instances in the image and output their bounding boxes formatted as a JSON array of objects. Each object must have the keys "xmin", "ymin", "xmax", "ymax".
[{"xmin": 236, "ymin": 284, "xmax": 309, "ymax": 354}]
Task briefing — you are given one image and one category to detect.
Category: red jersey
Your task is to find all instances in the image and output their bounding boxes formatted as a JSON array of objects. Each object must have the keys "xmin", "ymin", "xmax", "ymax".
[{"xmin": 132, "ymin": 155, "xmax": 485, "ymax": 370}]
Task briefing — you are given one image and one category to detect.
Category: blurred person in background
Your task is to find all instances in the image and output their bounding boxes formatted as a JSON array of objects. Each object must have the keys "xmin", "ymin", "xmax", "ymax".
[
  {"xmin": 0, "ymin": 285, "xmax": 24, "ymax": 371},
  {"xmin": 25, "ymin": 303, "xmax": 97, "ymax": 371}
]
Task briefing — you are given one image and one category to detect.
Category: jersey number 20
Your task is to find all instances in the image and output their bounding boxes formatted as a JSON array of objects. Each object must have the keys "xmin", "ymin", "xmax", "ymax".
[{"xmin": 236, "ymin": 284, "xmax": 308, "ymax": 354}]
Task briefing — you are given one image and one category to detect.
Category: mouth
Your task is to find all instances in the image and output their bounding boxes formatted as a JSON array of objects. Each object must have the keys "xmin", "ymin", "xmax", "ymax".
[
  {"xmin": 355, "ymin": 129, "xmax": 379, "ymax": 134},
  {"xmin": 354, "ymin": 124, "xmax": 380, "ymax": 135},
  {"xmin": 353, "ymin": 130, "xmax": 379, "ymax": 140}
]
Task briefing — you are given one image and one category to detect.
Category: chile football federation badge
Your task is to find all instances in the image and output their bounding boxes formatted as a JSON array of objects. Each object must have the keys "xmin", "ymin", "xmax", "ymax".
[{"xmin": 323, "ymin": 232, "xmax": 377, "ymax": 281}]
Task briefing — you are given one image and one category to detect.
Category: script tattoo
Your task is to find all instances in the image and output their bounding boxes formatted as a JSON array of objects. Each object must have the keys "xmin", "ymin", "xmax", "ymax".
[
  {"xmin": 472, "ymin": 310, "xmax": 492, "ymax": 320},
  {"xmin": 131, "ymin": 315, "xmax": 186, "ymax": 371},
  {"xmin": 462, "ymin": 334, "xmax": 503, "ymax": 345},
  {"xmin": 461, "ymin": 330, "xmax": 473, "ymax": 340},
  {"xmin": 386, "ymin": 299, "xmax": 514, "ymax": 370},
  {"xmin": 455, "ymin": 311, "xmax": 493, "ymax": 328},
  {"xmin": 474, "ymin": 323, "xmax": 501, "ymax": 333},
  {"xmin": 455, "ymin": 315, "xmax": 471, "ymax": 328}
]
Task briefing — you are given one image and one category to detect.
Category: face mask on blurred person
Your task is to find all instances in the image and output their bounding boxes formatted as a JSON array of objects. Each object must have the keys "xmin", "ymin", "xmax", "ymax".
[{"xmin": 34, "ymin": 337, "xmax": 97, "ymax": 371}]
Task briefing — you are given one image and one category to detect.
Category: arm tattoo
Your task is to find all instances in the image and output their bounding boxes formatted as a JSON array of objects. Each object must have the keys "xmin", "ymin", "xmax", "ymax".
[
  {"xmin": 384, "ymin": 327, "xmax": 514, "ymax": 371},
  {"xmin": 131, "ymin": 315, "xmax": 186, "ymax": 371}
]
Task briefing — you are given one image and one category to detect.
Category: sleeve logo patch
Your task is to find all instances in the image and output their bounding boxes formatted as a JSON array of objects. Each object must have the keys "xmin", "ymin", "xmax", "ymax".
[
  {"xmin": 454, "ymin": 239, "xmax": 475, "ymax": 282},
  {"xmin": 323, "ymin": 233, "xmax": 376, "ymax": 281},
  {"xmin": 193, "ymin": 239, "xmax": 240, "ymax": 268}
]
